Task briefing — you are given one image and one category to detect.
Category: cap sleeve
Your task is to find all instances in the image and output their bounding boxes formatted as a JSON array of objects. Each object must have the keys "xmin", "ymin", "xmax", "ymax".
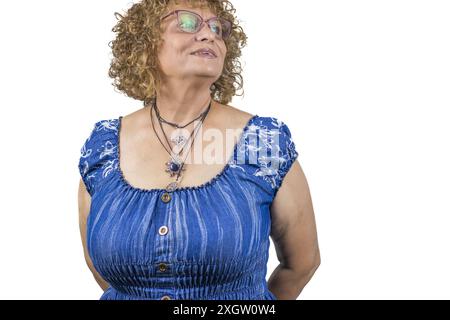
[
  {"xmin": 272, "ymin": 119, "xmax": 299, "ymax": 196},
  {"xmin": 237, "ymin": 116, "xmax": 299, "ymax": 197},
  {"xmin": 78, "ymin": 119, "xmax": 119, "ymax": 196}
]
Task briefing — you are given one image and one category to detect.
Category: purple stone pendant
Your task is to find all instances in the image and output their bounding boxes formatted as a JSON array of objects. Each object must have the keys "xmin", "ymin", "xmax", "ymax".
[
  {"xmin": 166, "ymin": 158, "xmax": 186, "ymax": 192},
  {"xmin": 165, "ymin": 156, "xmax": 186, "ymax": 177}
]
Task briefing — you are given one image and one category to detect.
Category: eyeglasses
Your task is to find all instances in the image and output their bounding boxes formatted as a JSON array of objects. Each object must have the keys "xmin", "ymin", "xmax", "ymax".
[{"xmin": 161, "ymin": 10, "xmax": 232, "ymax": 40}]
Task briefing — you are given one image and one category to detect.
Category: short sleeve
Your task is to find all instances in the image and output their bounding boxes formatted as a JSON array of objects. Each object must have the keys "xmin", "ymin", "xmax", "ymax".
[
  {"xmin": 78, "ymin": 122, "xmax": 99, "ymax": 196},
  {"xmin": 235, "ymin": 116, "xmax": 299, "ymax": 197},
  {"xmin": 272, "ymin": 119, "xmax": 299, "ymax": 196},
  {"xmin": 77, "ymin": 119, "xmax": 119, "ymax": 196}
]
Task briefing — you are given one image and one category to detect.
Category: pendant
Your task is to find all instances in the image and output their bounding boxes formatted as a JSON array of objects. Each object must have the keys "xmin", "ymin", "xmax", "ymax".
[
  {"xmin": 171, "ymin": 134, "xmax": 187, "ymax": 147},
  {"xmin": 165, "ymin": 168, "xmax": 184, "ymax": 192},
  {"xmin": 165, "ymin": 156, "xmax": 186, "ymax": 177},
  {"xmin": 166, "ymin": 181, "xmax": 179, "ymax": 192}
]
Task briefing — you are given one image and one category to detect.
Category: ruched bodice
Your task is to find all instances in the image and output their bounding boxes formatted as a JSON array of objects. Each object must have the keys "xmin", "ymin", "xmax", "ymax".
[{"xmin": 78, "ymin": 114, "xmax": 298, "ymax": 300}]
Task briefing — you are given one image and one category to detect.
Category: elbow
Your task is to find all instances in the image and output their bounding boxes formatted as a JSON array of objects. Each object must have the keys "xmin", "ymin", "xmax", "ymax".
[
  {"xmin": 310, "ymin": 259, "xmax": 320, "ymax": 276},
  {"xmin": 313, "ymin": 252, "xmax": 321, "ymax": 270},
  {"xmin": 311, "ymin": 253, "xmax": 321, "ymax": 274},
  {"xmin": 311, "ymin": 248, "xmax": 321, "ymax": 268},
  {"xmin": 303, "ymin": 258, "xmax": 320, "ymax": 278},
  {"xmin": 295, "ymin": 258, "xmax": 320, "ymax": 293},
  {"xmin": 297, "ymin": 252, "xmax": 321, "ymax": 280}
]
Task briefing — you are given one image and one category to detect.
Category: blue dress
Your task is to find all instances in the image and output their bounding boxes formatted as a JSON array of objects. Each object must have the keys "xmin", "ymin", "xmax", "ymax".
[{"xmin": 78, "ymin": 114, "xmax": 298, "ymax": 300}]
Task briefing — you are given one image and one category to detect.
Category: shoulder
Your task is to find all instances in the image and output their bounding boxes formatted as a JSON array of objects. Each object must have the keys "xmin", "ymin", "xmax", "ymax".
[
  {"xmin": 213, "ymin": 102, "xmax": 296, "ymax": 153},
  {"xmin": 252, "ymin": 116, "xmax": 297, "ymax": 155},
  {"xmin": 79, "ymin": 118, "xmax": 120, "ymax": 160},
  {"xmin": 87, "ymin": 118, "xmax": 120, "ymax": 141},
  {"xmin": 235, "ymin": 114, "xmax": 299, "ymax": 195},
  {"xmin": 80, "ymin": 118, "xmax": 121, "ymax": 153},
  {"xmin": 250, "ymin": 115, "xmax": 292, "ymax": 132},
  {"xmin": 245, "ymin": 115, "xmax": 297, "ymax": 151},
  {"xmin": 213, "ymin": 102, "xmax": 255, "ymax": 129},
  {"xmin": 78, "ymin": 117, "xmax": 121, "ymax": 196}
]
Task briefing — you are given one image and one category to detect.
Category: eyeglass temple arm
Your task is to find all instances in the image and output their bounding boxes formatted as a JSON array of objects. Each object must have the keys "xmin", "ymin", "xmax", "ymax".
[{"xmin": 160, "ymin": 11, "xmax": 175, "ymax": 21}]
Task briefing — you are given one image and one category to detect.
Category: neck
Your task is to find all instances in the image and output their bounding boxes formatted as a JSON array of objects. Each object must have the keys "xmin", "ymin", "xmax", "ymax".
[{"xmin": 154, "ymin": 80, "xmax": 215, "ymax": 124}]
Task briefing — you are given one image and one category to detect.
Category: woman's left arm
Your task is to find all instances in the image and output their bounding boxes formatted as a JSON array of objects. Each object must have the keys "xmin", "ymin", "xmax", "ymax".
[{"xmin": 268, "ymin": 160, "xmax": 321, "ymax": 300}]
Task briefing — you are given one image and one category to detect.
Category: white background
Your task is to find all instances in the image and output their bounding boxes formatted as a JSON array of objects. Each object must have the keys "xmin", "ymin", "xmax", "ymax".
[{"xmin": 0, "ymin": 0, "xmax": 449, "ymax": 299}]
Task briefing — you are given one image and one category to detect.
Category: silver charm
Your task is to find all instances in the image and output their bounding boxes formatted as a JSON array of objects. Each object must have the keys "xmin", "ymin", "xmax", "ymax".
[
  {"xmin": 166, "ymin": 181, "xmax": 179, "ymax": 192},
  {"xmin": 171, "ymin": 134, "xmax": 187, "ymax": 147}
]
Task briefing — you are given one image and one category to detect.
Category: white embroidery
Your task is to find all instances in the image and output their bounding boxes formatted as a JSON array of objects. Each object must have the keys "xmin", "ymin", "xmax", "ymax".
[
  {"xmin": 79, "ymin": 119, "xmax": 119, "ymax": 192},
  {"xmin": 80, "ymin": 142, "xmax": 92, "ymax": 159},
  {"xmin": 230, "ymin": 117, "xmax": 297, "ymax": 190},
  {"xmin": 96, "ymin": 119, "xmax": 119, "ymax": 133}
]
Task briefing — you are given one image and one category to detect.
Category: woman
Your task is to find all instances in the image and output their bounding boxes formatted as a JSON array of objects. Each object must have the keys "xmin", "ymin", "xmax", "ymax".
[{"xmin": 78, "ymin": 0, "xmax": 320, "ymax": 300}]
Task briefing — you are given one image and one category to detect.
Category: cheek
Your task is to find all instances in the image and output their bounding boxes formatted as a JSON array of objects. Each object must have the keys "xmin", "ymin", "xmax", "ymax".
[
  {"xmin": 158, "ymin": 46, "xmax": 180, "ymax": 67},
  {"xmin": 219, "ymin": 44, "xmax": 227, "ymax": 60},
  {"xmin": 160, "ymin": 38, "xmax": 190, "ymax": 60}
]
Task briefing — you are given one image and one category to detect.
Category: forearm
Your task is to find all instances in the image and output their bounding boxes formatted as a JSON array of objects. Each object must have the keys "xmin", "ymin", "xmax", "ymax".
[
  {"xmin": 89, "ymin": 265, "xmax": 110, "ymax": 292},
  {"xmin": 267, "ymin": 263, "xmax": 319, "ymax": 300},
  {"xmin": 94, "ymin": 275, "xmax": 110, "ymax": 292}
]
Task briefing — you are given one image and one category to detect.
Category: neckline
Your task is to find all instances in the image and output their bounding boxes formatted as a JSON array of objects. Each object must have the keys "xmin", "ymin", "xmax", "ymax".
[{"xmin": 115, "ymin": 114, "xmax": 259, "ymax": 193}]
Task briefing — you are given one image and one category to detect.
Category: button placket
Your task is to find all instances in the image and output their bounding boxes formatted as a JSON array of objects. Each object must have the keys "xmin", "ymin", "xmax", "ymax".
[{"xmin": 158, "ymin": 191, "xmax": 174, "ymax": 300}]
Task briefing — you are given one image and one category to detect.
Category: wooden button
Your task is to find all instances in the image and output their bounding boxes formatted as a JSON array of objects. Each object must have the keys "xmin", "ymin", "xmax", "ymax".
[
  {"xmin": 159, "ymin": 226, "xmax": 168, "ymax": 236},
  {"xmin": 161, "ymin": 295, "xmax": 171, "ymax": 300},
  {"xmin": 161, "ymin": 192, "xmax": 171, "ymax": 203},
  {"xmin": 158, "ymin": 263, "xmax": 168, "ymax": 272}
]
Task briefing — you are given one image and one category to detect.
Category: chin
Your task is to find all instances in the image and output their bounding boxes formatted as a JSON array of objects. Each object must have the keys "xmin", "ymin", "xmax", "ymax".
[{"xmin": 187, "ymin": 68, "xmax": 221, "ymax": 76}]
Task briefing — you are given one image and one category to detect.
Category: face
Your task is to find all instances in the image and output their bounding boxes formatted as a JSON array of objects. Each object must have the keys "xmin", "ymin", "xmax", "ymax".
[{"xmin": 157, "ymin": 2, "xmax": 228, "ymax": 85}]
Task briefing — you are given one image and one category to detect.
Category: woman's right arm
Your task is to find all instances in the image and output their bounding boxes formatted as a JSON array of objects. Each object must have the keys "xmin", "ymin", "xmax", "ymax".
[{"xmin": 78, "ymin": 178, "xmax": 110, "ymax": 292}]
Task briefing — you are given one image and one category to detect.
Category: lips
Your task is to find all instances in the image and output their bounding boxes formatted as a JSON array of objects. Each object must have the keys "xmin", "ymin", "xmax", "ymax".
[{"xmin": 191, "ymin": 48, "xmax": 217, "ymax": 58}]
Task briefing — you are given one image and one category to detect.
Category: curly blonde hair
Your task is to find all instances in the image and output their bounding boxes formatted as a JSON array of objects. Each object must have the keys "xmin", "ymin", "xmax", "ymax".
[{"xmin": 108, "ymin": 0, "xmax": 248, "ymax": 106}]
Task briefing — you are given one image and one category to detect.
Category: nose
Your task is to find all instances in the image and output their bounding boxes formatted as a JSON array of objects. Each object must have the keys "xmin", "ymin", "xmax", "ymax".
[{"xmin": 195, "ymin": 21, "xmax": 217, "ymax": 41}]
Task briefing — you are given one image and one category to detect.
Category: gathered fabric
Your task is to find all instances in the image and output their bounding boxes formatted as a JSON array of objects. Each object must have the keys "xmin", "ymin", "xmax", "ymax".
[{"xmin": 78, "ymin": 114, "xmax": 298, "ymax": 300}]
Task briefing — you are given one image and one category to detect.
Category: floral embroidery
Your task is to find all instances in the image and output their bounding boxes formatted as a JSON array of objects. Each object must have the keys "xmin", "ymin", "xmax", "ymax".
[
  {"xmin": 96, "ymin": 119, "xmax": 119, "ymax": 133},
  {"xmin": 98, "ymin": 140, "xmax": 119, "ymax": 178},
  {"xmin": 80, "ymin": 142, "xmax": 92, "ymax": 159},
  {"xmin": 229, "ymin": 117, "xmax": 298, "ymax": 190},
  {"xmin": 78, "ymin": 119, "xmax": 119, "ymax": 194}
]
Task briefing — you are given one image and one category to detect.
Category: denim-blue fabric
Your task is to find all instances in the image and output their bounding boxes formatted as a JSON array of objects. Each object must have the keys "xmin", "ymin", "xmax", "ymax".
[{"xmin": 78, "ymin": 114, "xmax": 298, "ymax": 300}]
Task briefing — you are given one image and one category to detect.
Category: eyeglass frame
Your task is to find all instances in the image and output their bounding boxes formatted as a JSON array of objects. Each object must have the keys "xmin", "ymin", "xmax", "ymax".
[{"xmin": 160, "ymin": 9, "xmax": 233, "ymax": 40}]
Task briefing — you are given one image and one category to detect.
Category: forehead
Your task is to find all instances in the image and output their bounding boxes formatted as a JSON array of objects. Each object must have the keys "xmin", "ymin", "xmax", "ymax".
[{"xmin": 167, "ymin": 0, "xmax": 217, "ymax": 18}]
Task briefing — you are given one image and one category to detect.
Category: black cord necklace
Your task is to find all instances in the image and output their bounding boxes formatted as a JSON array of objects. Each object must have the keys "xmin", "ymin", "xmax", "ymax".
[
  {"xmin": 154, "ymin": 103, "xmax": 208, "ymax": 129},
  {"xmin": 154, "ymin": 98, "xmax": 211, "ymax": 157},
  {"xmin": 150, "ymin": 97, "xmax": 212, "ymax": 192}
]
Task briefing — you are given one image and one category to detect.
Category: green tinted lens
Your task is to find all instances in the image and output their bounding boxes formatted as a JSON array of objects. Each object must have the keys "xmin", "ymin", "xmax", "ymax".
[
  {"xmin": 178, "ymin": 12, "xmax": 199, "ymax": 32},
  {"xmin": 212, "ymin": 18, "xmax": 232, "ymax": 39},
  {"xmin": 177, "ymin": 11, "xmax": 231, "ymax": 39},
  {"xmin": 209, "ymin": 19, "xmax": 223, "ymax": 36}
]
